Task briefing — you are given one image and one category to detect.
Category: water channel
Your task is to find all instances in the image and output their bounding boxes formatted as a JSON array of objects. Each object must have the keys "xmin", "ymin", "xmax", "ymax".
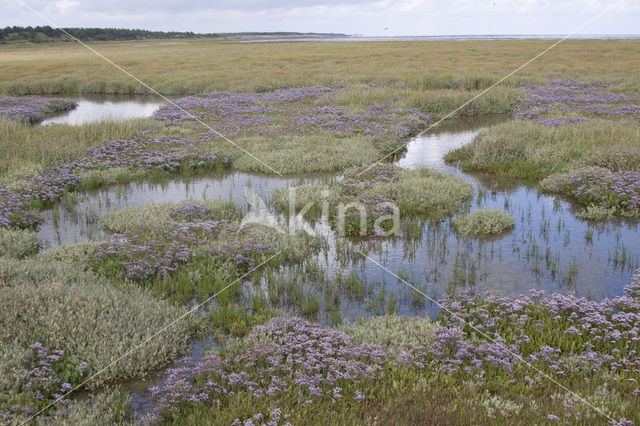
[{"xmin": 37, "ymin": 99, "xmax": 639, "ymax": 417}]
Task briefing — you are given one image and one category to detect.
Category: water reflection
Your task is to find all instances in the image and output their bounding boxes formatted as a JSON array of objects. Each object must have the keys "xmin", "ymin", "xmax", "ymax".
[
  {"xmin": 39, "ymin": 172, "xmax": 325, "ymax": 246},
  {"xmin": 40, "ymin": 94, "xmax": 165, "ymax": 125},
  {"xmin": 371, "ymin": 117, "xmax": 639, "ymax": 305},
  {"xmin": 46, "ymin": 116, "xmax": 638, "ymax": 419},
  {"xmin": 38, "ymin": 116, "xmax": 640, "ymax": 303}
]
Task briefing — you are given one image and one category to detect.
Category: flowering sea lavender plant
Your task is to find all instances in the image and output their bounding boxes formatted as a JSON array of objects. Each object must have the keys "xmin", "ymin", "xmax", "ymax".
[
  {"xmin": 0, "ymin": 96, "xmax": 76, "ymax": 124},
  {"xmin": 169, "ymin": 204, "xmax": 215, "ymax": 222},
  {"xmin": 94, "ymin": 224, "xmax": 206, "ymax": 282},
  {"xmin": 0, "ymin": 132, "xmax": 230, "ymax": 229},
  {"xmin": 0, "ymin": 188, "xmax": 42, "ymax": 229},
  {"xmin": 93, "ymin": 214, "xmax": 278, "ymax": 282},
  {"xmin": 321, "ymin": 163, "xmax": 399, "ymax": 236},
  {"xmin": 94, "ymin": 232, "xmax": 195, "ymax": 281},
  {"xmin": 0, "ymin": 166, "xmax": 79, "ymax": 229},
  {"xmin": 153, "ymin": 87, "xmax": 431, "ymax": 156},
  {"xmin": 626, "ymin": 271, "xmax": 640, "ymax": 299},
  {"xmin": 143, "ymin": 271, "xmax": 640, "ymax": 423},
  {"xmin": 1, "ymin": 342, "xmax": 87, "ymax": 424},
  {"xmin": 67, "ymin": 132, "xmax": 230, "ymax": 174},
  {"xmin": 512, "ymin": 80, "xmax": 640, "ymax": 126},
  {"xmin": 540, "ymin": 167, "xmax": 640, "ymax": 217},
  {"xmin": 144, "ymin": 317, "xmax": 386, "ymax": 424},
  {"xmin": 431, "ymin": 270, "xmax": 640, "ymax": 391}
]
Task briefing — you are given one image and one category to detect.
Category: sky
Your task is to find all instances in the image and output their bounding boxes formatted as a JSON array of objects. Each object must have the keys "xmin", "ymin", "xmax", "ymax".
[{"xmin": 1, "ymin": 0, "xmax": 638, "ymax": 36}]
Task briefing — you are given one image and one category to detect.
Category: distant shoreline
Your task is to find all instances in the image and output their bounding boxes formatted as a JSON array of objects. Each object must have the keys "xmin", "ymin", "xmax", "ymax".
[
  {"xmin": 2, "ymin": 26, "xmax": 638, "ymax": 44},
  {"xmin": 239, "ymin": 34, "xmax": 640, "ymax": 43}
]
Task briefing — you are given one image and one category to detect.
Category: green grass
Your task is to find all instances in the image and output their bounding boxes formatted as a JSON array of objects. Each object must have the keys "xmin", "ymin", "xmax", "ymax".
[
  {"xmin": 445, "ymin": 119, "xmax": 640, "ymax": 180},
  {"xmin": 389, "ymin": 168, "xmax": 473, "ymax": 218},
  {"xmin": 0, "ymin": 118, "xmax": 156, "ymax": 184},
  {"xmin": 1, "ymin": 39, "xmax": 638, "ymax": 95},
  {"xmin": 101, "ymin": 199, "xmax": 241, "ymax": 233},
  {"xmin": 272, "ymin": 183, "xmax": 336, "ymax": 221},
  {"xmin": 340, "ymin": 315, "xmax": 437, "ymax": 360},
  {"xmin": 209, "ymin": 302, "xmax": 278, "ymax": 339},
  {"xmin": 231, "ymin": 135, "xmax": 381, "ymax": 174},
  {"xmin": 78, "ymin": 166, "xmax": 147, "ymax": 190}
]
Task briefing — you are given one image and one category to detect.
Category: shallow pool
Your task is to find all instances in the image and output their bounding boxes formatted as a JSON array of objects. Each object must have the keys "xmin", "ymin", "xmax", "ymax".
[
  {"xmin": 47, "ymin": 116, "xmax": 639, "ymax": 419},
  {"xmin": 39, "ymin": 116, "xmax": 640, "ymax": 305},
  {"xmin": 40, "ymin": 94, "xmax": 165, "ymax": 125}
]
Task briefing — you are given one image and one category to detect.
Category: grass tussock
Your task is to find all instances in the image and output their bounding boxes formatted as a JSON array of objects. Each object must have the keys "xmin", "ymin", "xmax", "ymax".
[
  {"xmin": 101, "ymin": 199, "xmax": 241, "ymax": 233},
  {"xmin": 452, "ymin": 209, "xmax": 515, "ymax": 237},
  {"xmin": 340, "ymin": 315, "xmax": 438, "ymax": 360},
  {"xmin": 446, "ymin": 119, "xmax": 640, "ymax": 180},
  {"xmin": 78, "ymin": 166, "xmax": 146, "ymax": 190},
  {"xmin": 390, "ymin": 167, "xmax": 473, "ymax": 217}
]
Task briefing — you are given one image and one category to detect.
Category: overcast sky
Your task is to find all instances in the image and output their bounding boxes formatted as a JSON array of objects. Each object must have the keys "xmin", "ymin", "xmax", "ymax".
[{"xmin": 1, "ymin": 0, "xmax": 638, "ymax": 36}]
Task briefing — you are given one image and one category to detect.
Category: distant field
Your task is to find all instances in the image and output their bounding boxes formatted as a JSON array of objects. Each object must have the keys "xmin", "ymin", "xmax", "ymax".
[{"xmin": 0, "ymin": 39, "xmax": 638, "ymax": 95}]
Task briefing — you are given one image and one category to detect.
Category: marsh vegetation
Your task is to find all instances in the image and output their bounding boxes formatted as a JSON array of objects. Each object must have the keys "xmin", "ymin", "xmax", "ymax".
[{"xmin": 0, "ymin": 38, "xmax": 639, "ymax": 424}]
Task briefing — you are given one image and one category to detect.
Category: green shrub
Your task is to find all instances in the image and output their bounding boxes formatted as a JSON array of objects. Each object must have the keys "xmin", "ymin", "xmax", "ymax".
[
  {"xmin": 391, "ymin": 168, "xmax": 473, "ymax": 218},
  {"xmin": 341, "ymin": 314, "xmax": 438, "ymax": 359},
  {"xmin": 0, "ymin": 228, "xmax": 39, "ymax": 258},
  {"xmin": 0, "ymin": 256, "xmax": 200, "ymax": 388},
  {"xmin": 452, "ymin": 209, "xmax": 515, "ymax": 237}
]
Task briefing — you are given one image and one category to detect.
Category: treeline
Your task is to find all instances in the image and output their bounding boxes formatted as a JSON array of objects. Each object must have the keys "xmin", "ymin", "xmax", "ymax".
[
  {"xmin": 1, "ymin": 26, "xmax": 213, "ymax": 42},
  {"xmin": 0, "ymin": 26, "xmax": 346, "ymax": 43}
]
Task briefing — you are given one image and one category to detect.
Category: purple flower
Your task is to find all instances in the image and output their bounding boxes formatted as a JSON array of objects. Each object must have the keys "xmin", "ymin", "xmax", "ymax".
[
  {"xmin": 512, "ymin": 80, "xmax": 640, "ymax": 127},
  {"xmin": 145, "ymin": 317, "xmax": 386, "ymax": 423},
  {"xmin": 0, "ymin": 96, "xmax": 76, "ymax": 124}
]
